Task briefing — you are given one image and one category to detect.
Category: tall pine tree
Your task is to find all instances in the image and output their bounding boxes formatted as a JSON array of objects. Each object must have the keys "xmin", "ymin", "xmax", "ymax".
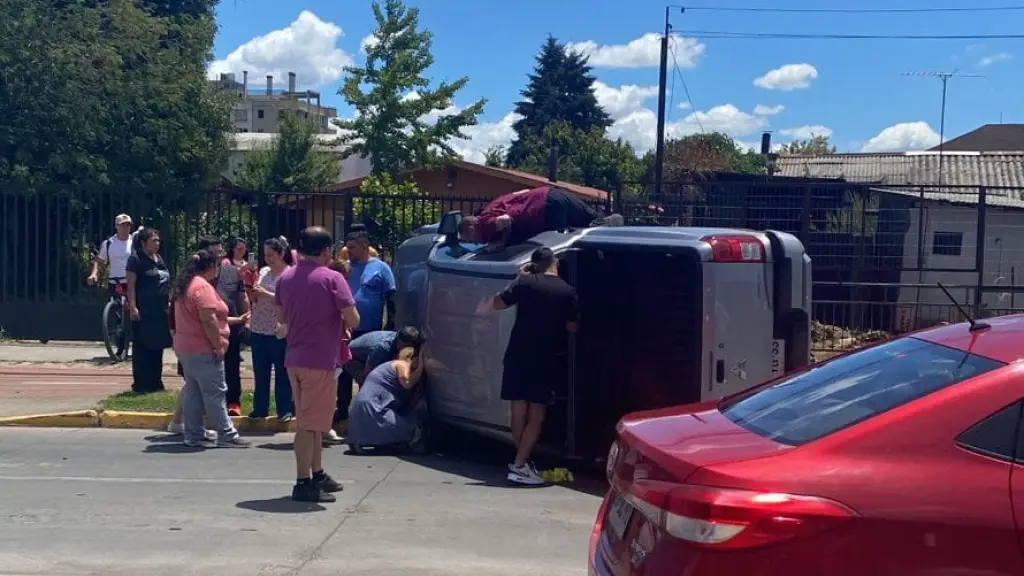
[{"xmin": 506, "ymin": 36, "xmax": 612, "ymax": 168}]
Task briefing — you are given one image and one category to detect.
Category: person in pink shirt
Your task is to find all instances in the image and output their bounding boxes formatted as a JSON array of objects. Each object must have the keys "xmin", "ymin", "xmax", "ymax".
[
  {"xmin": 172, "ymin": 250, "xmax": 251, "ymax": 448},
  {"xmin": 275, "ymin": 226, "xmax": 360, "ymax": 503}
]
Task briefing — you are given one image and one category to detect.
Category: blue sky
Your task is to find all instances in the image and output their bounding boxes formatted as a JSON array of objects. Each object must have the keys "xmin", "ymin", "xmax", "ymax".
[{"xmin": 210, "ymin": 0, "xmax": 1021, "ymax": 160}]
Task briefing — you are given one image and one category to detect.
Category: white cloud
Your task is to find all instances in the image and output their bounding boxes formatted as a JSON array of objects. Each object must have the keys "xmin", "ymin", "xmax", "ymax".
[
  {"xmin": 780, "ymin": 125, "xmax": 833, "ymax": 140},
  {"xmin": 591, "ymin": 81, "xmax": 659, "ymax": 119},
  {"xmin": 678, "ymin": 102, "xmax": 691, "ymax": 110},
  {"xmin": 753, "ymin": 64, "xmax": 818, "ymax": 91},
  {"xmin": 448, "ymin": 113, "xmax": 523, "ymax": 164},
  {"xmin": 566, "ymin": 33, "xmax": 705, "ymax": 69},
  {"xmin": 753, "ymin": 104, "xmax": 785, "ymax": 116},
  {"xmin": 360, "ymin": 33, "xmax": 379, "ymax": 53},
  {"xmin": 979, "ymin": 52, "xmax": 1012, "ymax": 67},
  {"xmin": 607, "ymin": 104, "xmax": 767, "ymax": 152},
  {"xmin": 860, "ymin": 121, "xmax": 941, "ymax": 152},
  {"xmin": 208, "ymin": 11, "xmax": 353, "ymax": 88}
]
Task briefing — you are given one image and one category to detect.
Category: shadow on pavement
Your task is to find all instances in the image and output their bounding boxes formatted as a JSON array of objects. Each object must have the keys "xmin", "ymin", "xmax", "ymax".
[
  {"xmin": 257, "ymin": 441, "xmax": 295, "ymax": 451},
  {"xmin": 236, "ymin": 497, "xmax": 326, "ymax": 514},
  {"xmin": 142, "ymin": 442, "xmax": 207, "ymax": 454}
]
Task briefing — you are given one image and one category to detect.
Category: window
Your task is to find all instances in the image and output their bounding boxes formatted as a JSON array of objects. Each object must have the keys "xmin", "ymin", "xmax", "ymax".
[
  {"xmin": 932, "ymin": 231, "xmax": 963, "ymax": 256},
  {"xmin": 721, "ymin": 337, "xmax": 1004, "ymax": 446},
  {"xmin": 957, "ymin": 402, "xmax": 1022, "ymax": 462},
  {"xmin": 257, "ymin": 109, "xmax": 264, "ymax": 119}
]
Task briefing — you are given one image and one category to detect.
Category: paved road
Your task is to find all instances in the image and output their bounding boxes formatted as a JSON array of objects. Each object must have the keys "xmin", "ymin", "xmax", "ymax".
[{"xmin": 0, "ymin": 428, "xmax": 601, "ymax": 575}]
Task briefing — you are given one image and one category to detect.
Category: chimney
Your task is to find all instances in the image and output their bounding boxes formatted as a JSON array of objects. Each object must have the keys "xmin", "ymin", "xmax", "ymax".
[
  {"xmin": 266, "ymin": 75, "xmax": 273, "ymax": 95},
  {"xmin": 547, "ymin": 138, "xmax": 559, "ymax": 182},
  {"xmin": 760, "ymin": 132, "xmax": 772, "ymax": 155},
  {"xmin": 242, "ymin": 70, "xmax": 248, "ymax": 97},
  {"xmin": 288, "ymin": 72, "xmax": 296, "ymax": 93}
]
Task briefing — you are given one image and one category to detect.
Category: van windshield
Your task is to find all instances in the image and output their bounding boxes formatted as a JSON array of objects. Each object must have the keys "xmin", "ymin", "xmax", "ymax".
[{"xmin": 720, "ymin": 337, "xmax": 1004, "ymax": 446}]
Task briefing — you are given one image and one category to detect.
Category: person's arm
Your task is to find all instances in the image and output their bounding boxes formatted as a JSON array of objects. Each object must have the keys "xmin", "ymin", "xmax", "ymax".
[
  {"xmin": 228, "ymin": 311, "xmax": 251, "ymax": 326},
  {"xmin": 394, "ymin": 359, "xmax": 424, "ymax": 391},
  {"xmin": 198, "ymin": 309, "xmax": 225, "ymax": 360},
  {"xmin": 491, "ymin": 277, "xmax": 521, "ymax": 311},
  {"xmin": 238, "ymin": 280, "xmax": 251, "ymax": 316},
  {"xmin": 125, "ymin": 256, "xmax": 139, "ymax": 319},
  {"xmin": 88, "ymin": 240, "xmax": 107, "ymax": 284},
  {"xmin": 565, "ymin": 289, "xmax": 580, "ymax": 333},
  {"xmin": 333, "ymin": 273, "xmax": 361, "ymax": 330},
  {"xmin": 382, "ymin": 264, "xmax": 397, "ymax": 331}
]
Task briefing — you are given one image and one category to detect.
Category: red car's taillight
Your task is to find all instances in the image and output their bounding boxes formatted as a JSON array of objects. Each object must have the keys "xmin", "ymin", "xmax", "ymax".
[
  {"xmin": 701, "ymin": 234, "xmax": 765, "ymax": 262},
  {"xmin": 623, "ymin": 481, "xmax": 856, "ymax": 550}
]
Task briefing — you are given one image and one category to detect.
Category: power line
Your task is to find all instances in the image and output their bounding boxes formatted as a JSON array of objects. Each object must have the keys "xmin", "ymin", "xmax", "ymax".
[
  {"xmin": 668, "ymin": 37, "xmax": 702, "ymax": 132},
  {"xmin": 679, "ymin": 30, "xmax": 1024, "ymax": 40},
  {"xmin": 681, "ymin": 5, "xmax": 1024, "ymax": 13}
]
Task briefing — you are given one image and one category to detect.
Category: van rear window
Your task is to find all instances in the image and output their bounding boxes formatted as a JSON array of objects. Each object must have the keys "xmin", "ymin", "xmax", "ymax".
[{"xmin": 720, "ymin": 338, "xmax": 1004, "ymax": 446}]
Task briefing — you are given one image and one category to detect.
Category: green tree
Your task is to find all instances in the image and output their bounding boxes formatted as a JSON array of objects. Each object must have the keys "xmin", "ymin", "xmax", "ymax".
[
  {"xmin": 0, "ymin": 0, "xmax": 230, "ymax": 190},
  {"xmin": 354, "ymin": 174, "xmax": 441, "ymax": 256},
  {"xmin": 336, "ymin": 0, "xmax": 485, "ymax": 176},
  {"xmin": 506, "ymin": 36, "xmax": 612, "ymax": 167},
  {"xmin": 234, "ymin": 111, "xmax": 340, "ymax": 192},
  {"xmin": 483, "ymin": 146, "xmax": 506, "ymax": 167},
  {"xmin": 777, "ymin": 134, "xmax": 837, "ymax": 155},
  {"xmin": 655, "ymin": 133, "xmax": 766, "ymax": 180},
  {"xmin": 514, "ymin": 123, "xmax": 644, "ymax": 194}
]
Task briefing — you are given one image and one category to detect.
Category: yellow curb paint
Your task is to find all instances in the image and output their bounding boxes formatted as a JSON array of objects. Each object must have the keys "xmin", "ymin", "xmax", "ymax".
[
  {"xmin": 99, "ymin": 411, "xmax": 172, "ymax": 430},
  {"xmin": 0, "ymin": 410, "xmax": 100, "ymax": 428}
]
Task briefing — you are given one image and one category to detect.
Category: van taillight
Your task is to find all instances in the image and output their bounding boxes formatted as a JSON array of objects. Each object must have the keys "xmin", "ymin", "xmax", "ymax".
[
  {"xmin": 701, "ymin": 235, "xmax": 765, "ymax": 263},
  {"xmin": 622, "ymin": 481, "xmax": 855, "ymax": 549}
]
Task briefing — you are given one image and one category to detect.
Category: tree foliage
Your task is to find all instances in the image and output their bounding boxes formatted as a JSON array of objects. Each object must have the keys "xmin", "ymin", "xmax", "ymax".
[
  {"xmin": 506, "ymin": 36, "xmax": 612, "ymax": 167},
  {"xmin": 354, "ymin": 174, "xmax": 440, "ymax": 256},
  {"xmin": 656, "ymin": 133, "xmax": 766, "ymax": 179},
  {"xmin": 0, "ymin": 0, "xmax": 231, "ymax": 191},
  {"xmin": 336, "ymin": 0, "xmax": 485, "ymax": 176},
  {"xmin": 234, "ymin": 112, "xmax": 340, "ymax": 192},
  {"xmin": 777, "ymin": 134, "xmax": 836, "ymax": 155},
  {"xmin": 513, "ymin": 123, "xmax": 644, "ymax": 194}
]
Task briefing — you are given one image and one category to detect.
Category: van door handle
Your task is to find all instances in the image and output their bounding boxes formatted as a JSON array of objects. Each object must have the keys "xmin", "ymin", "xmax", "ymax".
[{"xmin": 715, "ymin": 360, "xmax": 725, "ymax": 384}]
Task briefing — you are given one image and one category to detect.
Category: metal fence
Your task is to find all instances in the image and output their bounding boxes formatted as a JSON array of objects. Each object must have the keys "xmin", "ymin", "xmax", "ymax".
[
  {"xmin": 3, "ymin": 177, "xmax": 1023, "ymax": 347},
  {"xmin": 613, "ymin": 177, "xmax": 1024, "ymax": 351}
]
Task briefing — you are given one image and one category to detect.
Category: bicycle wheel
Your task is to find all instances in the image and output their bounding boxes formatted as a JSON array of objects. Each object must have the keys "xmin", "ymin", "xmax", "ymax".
[{"xmin": 102, "ymin": 299, "xmax": 128, "ymax": 362}]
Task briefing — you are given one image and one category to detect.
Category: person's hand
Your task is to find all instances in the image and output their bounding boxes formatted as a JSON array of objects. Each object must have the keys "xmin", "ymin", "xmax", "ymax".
[
  {"xmin": 240, "ymin": 311, "xmax": 251, "ymax": 326},
  {"xmin": 86, "ymin": 274, "xmax": 98, "ymax": 286},
  {"xmin": 212, "ymin": 344, "xmax": 225, "ymax": 362},
  {"xmin": 474, "ymin": 296, "xmax": 492, "ymax": 315},
  {"xmin": 129, "ymin": 306, "xmax": 140, "ymax": 321},
  {"xmin": 517, "ymin": 264, "xmax": 531, "ymax": 277}
]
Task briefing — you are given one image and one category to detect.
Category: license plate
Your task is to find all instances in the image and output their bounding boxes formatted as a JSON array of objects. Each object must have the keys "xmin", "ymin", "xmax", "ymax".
[
  {"xmin": 606, "ymin": 495, "xmax": 634, "ymax": 540},
  {"xmin": 771, "ymin": 339, "xmax": 786, "ymax": 376}
]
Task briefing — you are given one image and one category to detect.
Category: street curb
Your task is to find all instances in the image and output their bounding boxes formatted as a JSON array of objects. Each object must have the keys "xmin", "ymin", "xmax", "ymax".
[
  {"xmin": 0, "ymin": 410, "xmax": 100, "ymax": 428},
  {"xmin": 0, "ymin": 410, "xmax": 297, "ymax": 433}
]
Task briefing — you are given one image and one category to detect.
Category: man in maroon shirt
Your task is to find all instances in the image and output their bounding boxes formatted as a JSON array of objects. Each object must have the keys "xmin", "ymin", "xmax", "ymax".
[{"xmin": 459, "ymin": 186, "xmax": 622, "ymax": 252}]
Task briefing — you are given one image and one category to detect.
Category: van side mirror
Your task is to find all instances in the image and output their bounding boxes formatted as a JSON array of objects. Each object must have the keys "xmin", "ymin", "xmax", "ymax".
[{"xmin": 438, "ymin": 210, "xmax": 462, "ymax": 245}]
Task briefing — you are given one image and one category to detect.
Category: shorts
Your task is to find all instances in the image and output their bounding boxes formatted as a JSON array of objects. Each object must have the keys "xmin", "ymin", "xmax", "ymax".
[
  {"xmin": 287, "ymin": 367, "xmax": 337, "ymax": 432},
  {"xmin": 500, "ymin": 361, "xmax": 556, "ymax": 405}
]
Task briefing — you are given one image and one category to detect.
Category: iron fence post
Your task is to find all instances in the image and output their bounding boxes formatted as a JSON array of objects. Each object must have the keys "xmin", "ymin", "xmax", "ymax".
[
  {"xmin": 975, "ymin": 186, "xmax": 987, "ymax": 314},
  {"xmin": 256, "ymin": 188, "xmax": 271, "ymax": 266}
]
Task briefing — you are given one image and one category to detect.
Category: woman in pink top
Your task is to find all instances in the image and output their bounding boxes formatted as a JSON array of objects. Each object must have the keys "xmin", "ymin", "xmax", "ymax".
[{"xmin": 173, "ymin": 249, "xmax": 252, "ymax": 449}]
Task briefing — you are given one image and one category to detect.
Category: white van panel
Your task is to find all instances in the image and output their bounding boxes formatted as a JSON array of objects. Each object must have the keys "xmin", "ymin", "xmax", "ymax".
[{"xmin": 701, "ymin": 262, "xmax": 774, "ymax": 400}]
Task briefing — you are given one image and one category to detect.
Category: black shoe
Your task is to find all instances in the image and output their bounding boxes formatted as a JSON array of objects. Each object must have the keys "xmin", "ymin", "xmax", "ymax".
[
  {"xmin": 292, "ymin": 482, "xmax": 336, "ymax": 503},
  {"xmin": 315, "ymin": 471, "xmax": 344, "ymax": 493}
]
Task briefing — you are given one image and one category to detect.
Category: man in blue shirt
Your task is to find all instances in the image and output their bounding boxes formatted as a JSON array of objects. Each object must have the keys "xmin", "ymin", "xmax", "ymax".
[
  {"xmin": 336, "ymin": 230, "xmax": 398, "ymax": 426},
  {"xmin": 345, "ymin": 327, "xmax": 423, "ymax": 382}
]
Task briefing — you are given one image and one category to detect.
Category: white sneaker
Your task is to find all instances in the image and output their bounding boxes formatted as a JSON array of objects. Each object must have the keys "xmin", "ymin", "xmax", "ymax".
[
  {"xmin": 168, "ymin": 421, "xmax": 215, "ymax": 440},
  {"xmin": 323, "ymin": 429, "xmax": 343, "ymax": 445},
  {"xmin": 507, "ymin": 463, "xmax": 545, "ymax": 486}
]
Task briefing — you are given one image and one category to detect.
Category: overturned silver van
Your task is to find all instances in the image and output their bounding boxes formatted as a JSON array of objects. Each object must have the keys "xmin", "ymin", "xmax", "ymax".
[{"xmin": 394, "ymin": 212, "xmax": 812, "ymax": 461}]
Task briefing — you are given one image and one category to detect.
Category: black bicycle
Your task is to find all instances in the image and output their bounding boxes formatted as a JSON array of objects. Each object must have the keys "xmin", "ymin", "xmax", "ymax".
[{"xmin": 102, "ymin": 281, "xmax": 132, "ymax": 362}]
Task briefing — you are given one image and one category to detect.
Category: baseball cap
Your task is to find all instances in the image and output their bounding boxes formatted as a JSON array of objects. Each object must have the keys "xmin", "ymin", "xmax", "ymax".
[{"xmin": 114, "ymin": 214, "xmax": 132, "ymax": 225}]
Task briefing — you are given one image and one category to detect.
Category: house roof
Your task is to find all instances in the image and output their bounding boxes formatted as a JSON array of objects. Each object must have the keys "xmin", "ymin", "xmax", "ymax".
[
  {"xmin": 927, "ymin": 124, "xmax": 1024, "ymax": 152},
  {"xmin": 335, "ymin": 161, "xmax": 610, "ymax": 201},
  {"xmin": 773, "ymin": 151, "xmax": 1024, "ymax": 209}
]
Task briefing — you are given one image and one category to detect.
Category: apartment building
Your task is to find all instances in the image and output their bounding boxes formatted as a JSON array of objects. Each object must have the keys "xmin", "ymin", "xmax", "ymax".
[{"xmin": 211, "ymin": 71, "xmax": 338, "ymax": 134}]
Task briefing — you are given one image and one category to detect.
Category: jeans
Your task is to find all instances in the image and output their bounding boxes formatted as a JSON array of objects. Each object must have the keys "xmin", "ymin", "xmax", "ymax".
[
  {"xmin": 250, "ymin": 333, "xmax": 293, "ymax": 417},
  {"xmin": 224, "ymin": 326, "xmax": 243, "ymax": 405},
  {"xmin": 335, "ymin": 330, "xmax": 369, "ymax": 423},
  {"xmin": 179, "ymin": 352, "xmax": 239, "ymax": 443}
]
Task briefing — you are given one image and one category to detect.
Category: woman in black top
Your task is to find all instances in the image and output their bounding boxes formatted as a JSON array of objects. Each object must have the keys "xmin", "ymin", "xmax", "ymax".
[
  {"xmin": 491, "ymin": 247, "xmax": 579, "ymax": 485},
  {"xmin": 126, "ymin": 227, "xmax": 172, "ymax": 393}
]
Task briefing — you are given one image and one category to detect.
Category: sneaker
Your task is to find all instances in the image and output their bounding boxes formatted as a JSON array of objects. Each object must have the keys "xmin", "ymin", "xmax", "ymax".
[
  {"xmin": 322, "ymin": 429, "xmax": 343, "ymax": 446},
  {"xmin": 247, "ymin": 412, "xmax": 268, "ymax": 420},
  {"xmin": 277, "ymin": 413, "xmax": 294, "ymax": 423},
  {"xmin": 167, "ymin": 421, "xmax": 184, "ymax": 434},
  {"xmin": 227, "ymin": 404, "xmax": 242, "ymax": 417},
  {"xmin": 183, "ymin": 438, "xmax": 214, "ymax": 448},
  {"xmin": 507, "ymin": 463, "xmax": 545, "ymax": 486},
  {"xmin": 216, "ymin": 436, "xmax": 252, "ymax": 448},
  {"xmin": 292, "ymin": 482, "xmax": 336, "ymax": 503},
  {"xmin": 315, "ymin": 471, "xmax": 344, "ymax": 493}
]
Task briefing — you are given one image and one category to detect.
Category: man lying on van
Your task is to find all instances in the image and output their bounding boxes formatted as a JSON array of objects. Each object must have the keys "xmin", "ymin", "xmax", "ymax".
[{"xmin": 459, "ymin": 186, "xmax": 623, "ymax": 253}]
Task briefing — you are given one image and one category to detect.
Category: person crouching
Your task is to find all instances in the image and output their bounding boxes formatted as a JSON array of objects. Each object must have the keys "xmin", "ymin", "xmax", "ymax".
[{"xmin": 346, "ymin": 344, "xmax": 425, "ymax": 454}]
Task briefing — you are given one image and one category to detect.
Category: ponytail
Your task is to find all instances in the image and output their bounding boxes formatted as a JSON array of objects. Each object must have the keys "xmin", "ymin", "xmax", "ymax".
[
  {"xmin": 525, "ymin": 247, "xmax": 556, "ymax": 275},
  {"xmin": 172, "ymin": 249, "xmax": 218, "ymax": 299}
]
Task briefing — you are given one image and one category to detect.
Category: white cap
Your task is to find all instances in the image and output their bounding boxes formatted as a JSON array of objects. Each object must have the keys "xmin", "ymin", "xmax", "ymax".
[{"xmin": 114, "ymin": 214, "xmax": 132, "ymax": 225}]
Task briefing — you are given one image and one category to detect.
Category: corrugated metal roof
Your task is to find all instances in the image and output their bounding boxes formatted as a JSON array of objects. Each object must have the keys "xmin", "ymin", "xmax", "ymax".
[{"xmin": 774, "ymin": 152, "xmax": 1024, "ymax": 208}]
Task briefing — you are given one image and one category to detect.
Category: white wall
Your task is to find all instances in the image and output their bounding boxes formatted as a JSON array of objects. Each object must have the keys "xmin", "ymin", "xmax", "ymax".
[{"xmin": 896, "ymin": 200, "xmax": 1024, "ymax": 328}]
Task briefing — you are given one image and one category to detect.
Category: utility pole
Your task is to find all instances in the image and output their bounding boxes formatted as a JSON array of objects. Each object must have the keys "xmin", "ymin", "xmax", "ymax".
[
  {"xmin": 654, "ymin": 6, "xmax": 684, "ymax": 197},
  {"xmin": 901, "ymin": 70, "xmax": 983, "ymax": 186}
]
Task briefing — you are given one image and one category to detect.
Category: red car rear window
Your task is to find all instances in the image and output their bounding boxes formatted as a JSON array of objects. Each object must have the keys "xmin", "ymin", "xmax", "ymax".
[{"xmin": 721, "ymin": 337, "xmax": 1004, "ymax": 446}]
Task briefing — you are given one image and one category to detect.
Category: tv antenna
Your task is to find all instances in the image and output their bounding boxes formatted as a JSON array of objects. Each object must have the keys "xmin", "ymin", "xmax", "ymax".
[{"xmin": 901, "ymin": 70, "xmax": 984, "ymax": 185}]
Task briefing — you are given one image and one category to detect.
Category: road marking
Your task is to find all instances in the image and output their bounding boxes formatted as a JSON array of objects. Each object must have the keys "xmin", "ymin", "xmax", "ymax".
[{"xmin": 0, "ymin": 475, "xmax": 295, "ymax": 485}]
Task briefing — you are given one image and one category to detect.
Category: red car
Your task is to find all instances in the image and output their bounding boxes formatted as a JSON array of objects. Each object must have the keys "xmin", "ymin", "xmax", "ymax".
[{"xmin": 590, "ymin": 315, "xmax": 1024, "ymax": 576}]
